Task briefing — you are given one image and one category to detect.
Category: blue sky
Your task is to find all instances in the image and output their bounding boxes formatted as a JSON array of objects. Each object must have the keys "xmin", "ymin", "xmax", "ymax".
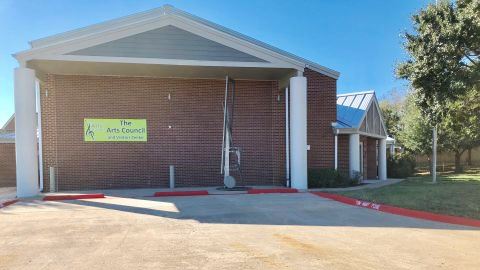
[{"xmin": 0, "ymin": 0, "xmax": 432, "ymax": 126}]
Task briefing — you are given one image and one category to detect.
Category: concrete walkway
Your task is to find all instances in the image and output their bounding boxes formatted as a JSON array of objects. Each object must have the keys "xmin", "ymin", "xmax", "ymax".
[
  {"xmin": 42, "ymin": 186, "xmax": 295, "ymax": 198},
  {"xmin": 40, "ymin": 180, "xmax": 403, "ymax": 199}
]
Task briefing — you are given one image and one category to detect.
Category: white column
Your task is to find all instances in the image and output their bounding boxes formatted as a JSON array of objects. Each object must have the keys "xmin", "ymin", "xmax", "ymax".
[
  {"xmin": 14, "ymin": 67, "xmax": 39, "ymax": 197},
  {"xmin": 289, "ymin": 76, "xmax": 308, "ymax": 190},
  {"xmin": 285, "ymin": 87, "xmax": 290, "ymax": 186},
  {"xmin": 36, "ymin": 81, "xmax": 44, "ymax": 191},
  {"xmin": 379, "ymin": 138, "xmax": 387, "ymax": 180},
  {"xmin": 349, "ymin": 133, "xmax": 360, "ymax": 178}
]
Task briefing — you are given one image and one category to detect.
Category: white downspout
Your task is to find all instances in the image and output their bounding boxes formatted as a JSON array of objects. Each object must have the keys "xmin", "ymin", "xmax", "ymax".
[
  {"xmin": 331, "ymin": 122, "xmax": 338, "ymax": 170},
  {"xmin": 334, "ymin": 133, "xmax": 338, "ymax": 170},
  {"xmin": 285, "ymin": 87, "xmax": 290, "ymax": 187},
  {"xmin": 36, "ymin": 80, "xmax": 44, "ymax": 192}
]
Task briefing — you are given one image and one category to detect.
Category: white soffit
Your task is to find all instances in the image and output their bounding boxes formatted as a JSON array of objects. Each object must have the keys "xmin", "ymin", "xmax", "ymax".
[{"xmin": 13, "ymin": 5, "xmax": 340, "ymax": 79}]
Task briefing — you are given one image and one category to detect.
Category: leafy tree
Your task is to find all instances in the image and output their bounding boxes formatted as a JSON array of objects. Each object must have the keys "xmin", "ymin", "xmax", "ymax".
[
  {"xmin": 438, "ymin": 87, "xmax": 480, "ymax": 172},
  {"xmin": 399, "ymin": 88, "xmax": 480, "ymax": 172},
  {"xmin": 398, "ymin": 93, "xmax": 434, "ymax": 159},
  {"xmin": 397, "ymin": 0, "xmax": 479, "ymax": 174},
  {"xmin": 379, "ymin": 101, "xmax": 401, "ymax": 140},
  {"xmin": 397, "ymin": 0, "xmax": 480, "ymax": 124},
  {"xmin": 379, "ymin": 89, "xmax": 406, "ymax": 143}
]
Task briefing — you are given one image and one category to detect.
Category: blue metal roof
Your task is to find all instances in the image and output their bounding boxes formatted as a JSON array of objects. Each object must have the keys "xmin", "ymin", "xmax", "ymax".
[{"xmin": 336, "ymin": 91, "xmax": 375, "ymax": 128}]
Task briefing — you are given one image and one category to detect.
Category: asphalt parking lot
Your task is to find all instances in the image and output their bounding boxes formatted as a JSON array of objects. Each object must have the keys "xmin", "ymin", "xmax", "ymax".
[{"xmin": 1, "ymin": 192, "xmax": 479, "ymax": 270}]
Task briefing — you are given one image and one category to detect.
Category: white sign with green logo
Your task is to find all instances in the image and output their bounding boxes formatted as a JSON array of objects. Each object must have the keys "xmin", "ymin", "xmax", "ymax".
[{"xmin": 84, "ymin": 119, "xmax": 147, "ymax": 142}]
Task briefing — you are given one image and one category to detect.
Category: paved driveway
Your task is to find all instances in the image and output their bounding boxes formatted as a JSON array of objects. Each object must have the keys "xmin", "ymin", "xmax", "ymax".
[{"xmin": 1, "ymin": 193, "xmax": 479, "ymax": 269}]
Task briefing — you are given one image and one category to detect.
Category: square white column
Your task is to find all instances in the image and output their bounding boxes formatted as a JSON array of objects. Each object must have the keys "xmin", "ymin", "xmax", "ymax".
[
  {"xmin": 349, "ymin": 133, "xmax": 360, "ymax": 178},
  {"xmin": 289, "ymin": 76, "xmax": 308, "ymax": 190},
  {"xmin": 379, "ymin": 138, "xmax": 387, "ymax": 180},
  {"xmin": 14, "ymin": 67, "xmax": 39, "ymax": 197}
]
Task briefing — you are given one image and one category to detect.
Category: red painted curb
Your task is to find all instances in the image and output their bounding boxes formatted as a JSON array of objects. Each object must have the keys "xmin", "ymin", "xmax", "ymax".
[
  {"xmin": 248, "ymin": 188, "xmax": 298, "ymax": 194},
  {"xmin": 311, "ymin": 192, "xmax": 480, "ymax": 228},
  {"xmin": 43, "ymin": 193, "xmax": 105, "ymax": 201},
  {"xmin": 0, "ymin": 199, "xmax": 18, "ymax": 209},
  {"xmin": 153, "ymin": 190, "xmax": 209, "ymax": 197}
]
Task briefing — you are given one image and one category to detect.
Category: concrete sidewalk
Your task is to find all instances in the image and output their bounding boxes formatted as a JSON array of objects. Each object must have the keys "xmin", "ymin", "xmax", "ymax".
[
  {"xmin": 41, "ymin": 180, "xmax": 402, "ymax": 199},
  {"xmin": 42, "ymin": 185, "xmax": 296, "ymax": 198}
]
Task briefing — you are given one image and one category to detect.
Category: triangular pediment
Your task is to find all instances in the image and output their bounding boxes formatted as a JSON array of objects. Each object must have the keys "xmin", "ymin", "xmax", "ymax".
[
  {"xmin": 359, "ymin": 97, "xmax": 387, "ymax": 137},
  {"xmin": 15, "ymin": 5, "xmax": 340, "ymax": 79},
  {"xmin": 66, "ymin": 25, "xmax": 267, "ymax": 62}
]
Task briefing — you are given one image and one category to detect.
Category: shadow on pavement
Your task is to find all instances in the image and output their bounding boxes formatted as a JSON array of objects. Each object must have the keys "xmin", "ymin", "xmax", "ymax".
[{"xmin": 42, "ymin": 193, "xmax": 479, "ymax": 230}]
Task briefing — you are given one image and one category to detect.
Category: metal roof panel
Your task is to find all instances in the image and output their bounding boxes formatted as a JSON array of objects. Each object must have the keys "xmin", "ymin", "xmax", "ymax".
[{"xmin": 336, "ymin": 91, "xmax": 375, "ymax": 129}]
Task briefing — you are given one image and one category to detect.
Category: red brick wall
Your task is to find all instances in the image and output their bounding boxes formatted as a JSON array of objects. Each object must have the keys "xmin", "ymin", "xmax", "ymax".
[
  {"xmin": 338, "ymin": 135, "xmax": 379, "ymax": 179},
  {"xmin": 40, "ymin": 74, "xmax": 286, "ymax": 191},
  {"xmin": 366, "ymin": 137, "xmax": 378, "ymax": 179},
  {"xmin": 338, "ymin": 135, "xmax": 349, "ymax": 176},
  {"xmin": 305, "ymin": 69, "xmax": 337, "ymax": 170},
  {"xmin": 0, "ymin": 143, "xmax": 16, "ymax": 187}
]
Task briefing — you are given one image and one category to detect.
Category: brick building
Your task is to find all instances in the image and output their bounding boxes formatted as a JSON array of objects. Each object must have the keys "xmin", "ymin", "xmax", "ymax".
[
  {"xmin": 334, "ymin": 92, "xmax": 388, "ymax": 180},
  {"xmin": 12, "ymin": 5, "xmax": 387, "ymax": 196},
  {"xmin": 0, "ymin": 115, "xmax": 16, "ymax": 187}
]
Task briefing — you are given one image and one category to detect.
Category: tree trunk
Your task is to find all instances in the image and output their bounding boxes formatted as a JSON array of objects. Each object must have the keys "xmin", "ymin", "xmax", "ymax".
[
  {"xmin": 454, "ymin": 152, "xmax": 463, "ymax": 173},
  {"xmin": 467, "ymin": 148, "xmax": 472, "ymax": 166},
  {"xmin": 428, "ymin": 155, "xmax": 433, "ymax": 175}
]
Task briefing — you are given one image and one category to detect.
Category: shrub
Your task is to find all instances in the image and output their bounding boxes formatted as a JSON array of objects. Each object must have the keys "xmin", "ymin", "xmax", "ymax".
[
  {"xmin": 387, "ymin": 153, "xmax": 416, "ymax": 178},
  {"xmin": 349, "ymin": 170, "xmax": 362, "ymax": 186},
  {"xmin": 308, "ymin": 168, "xmax": 359, "ymax": 188}
]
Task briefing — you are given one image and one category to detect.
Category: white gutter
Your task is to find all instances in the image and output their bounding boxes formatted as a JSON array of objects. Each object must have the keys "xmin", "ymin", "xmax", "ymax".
[
  {"xmin": 285, "ymin": 87, "xmax": 290, "ymax": 187},
  {"xmin": 36, "ymin": 80, "xmax": 43, "ymax": 192}
]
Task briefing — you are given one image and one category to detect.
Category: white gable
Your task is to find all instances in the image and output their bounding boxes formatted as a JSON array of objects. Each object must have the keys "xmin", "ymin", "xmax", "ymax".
[
  {"xmin": 68, "ymin": 25, "xmax": 266, "ymax": 62},
  {"xmin": 359, "ymin": 100, "xmax": 387, "ymax": 136},
  {"xmin": 14, "ymin": 5, "xmax": 339, "ymax": 79}
]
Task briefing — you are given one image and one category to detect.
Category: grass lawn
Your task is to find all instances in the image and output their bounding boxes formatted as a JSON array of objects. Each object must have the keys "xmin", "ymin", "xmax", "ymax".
[{"xmin": 337, "ymin": 168, "xmax": 480, "ymax": 220}]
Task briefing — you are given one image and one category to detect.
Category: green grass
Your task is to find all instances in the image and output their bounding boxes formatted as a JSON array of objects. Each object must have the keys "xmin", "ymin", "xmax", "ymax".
[{"xmin": 337, "ymin": 168, "xmax": 480, "ymax": 220}]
